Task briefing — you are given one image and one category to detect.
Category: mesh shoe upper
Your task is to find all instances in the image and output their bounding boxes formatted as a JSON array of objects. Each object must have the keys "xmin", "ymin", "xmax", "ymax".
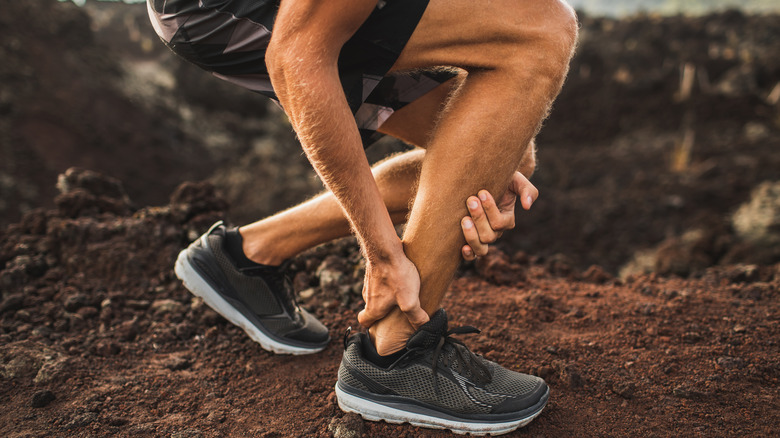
[
  {"xmin": 186, "ymin": 223, "xmax": 329, "ymax": 346},
  {"xmin": 338, "ymin": 309, "xmax": 547, "ymax": 417}
]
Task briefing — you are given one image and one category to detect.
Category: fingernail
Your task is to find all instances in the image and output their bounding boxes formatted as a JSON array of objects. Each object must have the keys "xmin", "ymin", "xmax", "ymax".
[
  {"xmin": 527, "ymin": 195, "xmax": 533, "ymax": 206},
  {"xmin": 464, "ymin": 219, "xmax": 473, "ymax": 229},
  {"xmin": 468, "ymin": 200, "xmax": 479, "ymax": 209},
  {"xmin": 479, "ymin": 192, "xmax": 487, "ymax": 201}
]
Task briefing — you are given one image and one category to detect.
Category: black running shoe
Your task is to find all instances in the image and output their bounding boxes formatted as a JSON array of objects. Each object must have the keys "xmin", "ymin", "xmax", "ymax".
[
  {"xmin": 336, "ymin": 309, "xmax": 548, "ymax": 435},
  {"xmin": 174, "ymin": 221, "xmax": 330, "ymax": 354}
]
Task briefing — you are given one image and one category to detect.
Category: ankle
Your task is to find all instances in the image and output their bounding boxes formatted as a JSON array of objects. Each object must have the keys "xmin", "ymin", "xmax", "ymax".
[
  {"xmin": 369, "ymin": 323, "xmax": 415, "ymax": 356},
  {"xmin": 238, "ymin": 227, "xmax": 286, "ymax": 266}
]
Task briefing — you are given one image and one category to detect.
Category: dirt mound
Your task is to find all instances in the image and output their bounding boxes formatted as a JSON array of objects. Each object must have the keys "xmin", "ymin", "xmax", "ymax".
[{"xmin": 1, "ymin": 169, "xmax": 778, "ymax": 436}]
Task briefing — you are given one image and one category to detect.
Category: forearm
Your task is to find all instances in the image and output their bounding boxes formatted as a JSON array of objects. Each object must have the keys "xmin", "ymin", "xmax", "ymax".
[{"xmin": 270, "ymin": 62, "xmax": 403, "ymax": 262}]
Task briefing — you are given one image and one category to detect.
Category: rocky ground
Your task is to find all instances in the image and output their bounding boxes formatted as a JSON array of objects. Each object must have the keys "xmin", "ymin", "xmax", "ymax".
[
  {"xmin": 1, "ymin": 1, "xmax": 780, "ymax": 437},
  {"xmin": 1, "ymin": 170, "xmax": 778, "ymax": 437}
]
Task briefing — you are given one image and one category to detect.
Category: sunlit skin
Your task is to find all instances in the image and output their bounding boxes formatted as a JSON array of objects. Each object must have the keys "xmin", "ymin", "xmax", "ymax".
[{"xmin": 244, "ymin": 0, "xmax": 577, "ymax": 355}]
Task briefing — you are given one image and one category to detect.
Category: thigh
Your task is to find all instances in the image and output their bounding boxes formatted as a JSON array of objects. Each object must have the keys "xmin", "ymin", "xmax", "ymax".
[{"xmin": 391, "ymin": 0, "xmax": 576, "ymax": 72}]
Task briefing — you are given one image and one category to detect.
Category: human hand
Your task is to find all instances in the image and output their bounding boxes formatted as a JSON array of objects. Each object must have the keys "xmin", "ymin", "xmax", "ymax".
[
  {"xmin": 357, "ymin": 254, "xmax": 429, "ymax": 330},
  {"xmin": 461, "ymin": 171, "xmax": 539, "ymax": 260}
]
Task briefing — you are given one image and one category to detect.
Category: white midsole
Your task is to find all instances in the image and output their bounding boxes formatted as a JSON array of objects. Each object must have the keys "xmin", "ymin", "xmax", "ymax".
[
  {"xmin": 174, "ymin": 249, "xmax": 324, "ymax": 355},
  {"xmin": 335, "ymin": 384, "xmax": 544, "ymax": 436}
]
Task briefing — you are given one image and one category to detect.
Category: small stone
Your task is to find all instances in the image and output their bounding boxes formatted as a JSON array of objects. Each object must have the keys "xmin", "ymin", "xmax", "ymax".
[
  {"xmin": 77, "ymin": 306, "xmax": 99, "ymax": 319},
  {"xmin": 165, "ymin": 356, "xmax": 191, "ymax": 371},
  {"xmin": 560, "ymin": 364, "xmax": 584, "ymax": 389},
  {"xmin": 716, "ymin": 356, "xmax": 745, "ymax": 369},
  {"xmin": 682, "ymin": 332, "xmax": 703, "ymax": 343},
  {"xmin": 171, "ymin": 428, "xmax": 203, "ymax": 438},
  {"xmin": 611, "ymin": 382, "xmax": 636, "ymax": 399},
  {"xmin": 672, "ymin": 385, "xmax": 705, "ymax": 399},
  {"xmin": 299, "ymin": 288, "xmax": 316, "ymax": 301},
  {"xmin": 733, "ymin": 325, "xmax": 747, "ymax": 333},
  {"xmin": 64, "ymin": 293, "xmax": 91, "ymax": 312},
  {"xmin": 93, "ymin": 340, "xmax": 120, "ymax": 357},
  {"xmin": 151, "ymin": 299, "xmax": 185, "ymax": 315},
  {"xmin": 582, "ymin": 265, "xmax": 613, "ymax": 284},
  {"xmin": 328, "ymin": 413, "xmax": 364, "ymax": 438},
  {"xmin": 126, "ymin": 300, "xmax": 151, "ymax": 310},
  {"xmin": 0, "ymin": 294, "xmax": 25, "ymax": 314},
  {"xmin": 107, "ymin": 417, "xmax": 129, "ymax": 427},
  {"xmin": 31, "ymin": 390, "xmax": 55, "ymax": 408}
]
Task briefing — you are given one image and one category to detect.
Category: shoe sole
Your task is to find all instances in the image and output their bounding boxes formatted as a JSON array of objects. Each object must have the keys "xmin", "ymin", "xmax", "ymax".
[
  {"xmin": 174, "ymin": 249, "xmax": 326, "ymax": 355},
  {"xmin": 335, "ymin": 382, "xmax": 548, "ymax": 436}
]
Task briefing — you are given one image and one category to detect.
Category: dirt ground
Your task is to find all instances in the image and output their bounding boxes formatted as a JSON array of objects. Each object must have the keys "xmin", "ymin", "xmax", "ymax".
[
  {"xmin": 1, "ymin": 171, "xmax": 778, "ymax": 437},
  {"xmin": 1, "ymin": 1, "xmax": 780, "ymax": 437}
]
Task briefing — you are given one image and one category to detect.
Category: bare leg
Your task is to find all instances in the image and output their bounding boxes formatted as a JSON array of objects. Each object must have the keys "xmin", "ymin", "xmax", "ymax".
[
  {"xmin": 240, "ymin": 148, "xmax": 424, "ymax": 266},
  {"xmin": 240, "ymin": 74, "xmax": 533, "ymax": 267},
  {"xmin": 239, "ymin": 75, "xmax": 465, "ymax": 265},
  {"xmin": 369, "ymin": 0, "xmax": 578, "ymax": 354}
]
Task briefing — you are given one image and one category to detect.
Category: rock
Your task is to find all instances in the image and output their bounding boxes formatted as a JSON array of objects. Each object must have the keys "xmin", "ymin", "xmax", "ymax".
[
  {"xmin": 328, "ymin": 413, "xmax": 364, "ymax": 438},
  {"xmin": 672, "ymin": 385, "xmax": 705, "ymax": 399},
  {"xmin": 732, "ymin": 181, "xmax": 780, "ymax": 247},
  {"xmin": 107, "ymin": 416, "xmax": 129, "ymax": 427},
  {"xmin": 151, "ymin": 299, "xmax": 185, "ymax": 315},
  {"xmin": 682, "ymin": 332, "xmax": 703, "ymax": 344},
  {"xmin": 0, "ymin": 293, "xmax": 25, "ymax": 314},
  {"xmin": 93, "ymin": 340, "xmax": 120, "ymax": 357},
  {"xmin": 560, "ymin": 364, "xmax": 584, "ymax": 389},
  {"xmin": 716, "ymin": 356, "xmax": 745, "ymax": 369},
  {"xmin": 34, "ymin": 355, "xmax": 68, "ymax": 385},
  {"xmin": 63, "ymin": 292, "xmax": 90, "ymax": 312},
  {"xmin": 611, "ymin": 382, "xmax": 637, "ymax": 399},
  {"xmin": 171, "ymin": 428, "xmax": 203, "ymax": 438},
  {"xmin": 165, "ymin": 356, "xmax": 191, "ymax": 371},
  {"xmin": 31, "ymin": 390, "xmax": 55, "ymax": 408},
  {"xmin": 582, "ymin": 265, "xmax": 613, "ymax": 284}
]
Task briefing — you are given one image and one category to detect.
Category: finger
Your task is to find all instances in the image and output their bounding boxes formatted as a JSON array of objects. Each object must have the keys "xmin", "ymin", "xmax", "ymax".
[
  {"xmin": 397, "ymin": 298, "xmax": 430, "ymax": 329},
  {"xmin": 519, "ymin": 184, "xmax": 540, "ymax": 210},
  {"xmin": 462, "ymin": 244, "xmax": 476, "ymax": 261},
  {"xmin": 357, "ymin": 308, "xmax": 379, "ymax": 328},
  {"xmin": 462, "ymin": 217, "xmax": 489, "ymax": 257},
  {"xmin": 357, "ymin": 300, "xmax": 392, "ymax": 328},
  {"xmin": 467, "ymin": 196, "xmax": 499, "ymax": 244},
  {"xmin": 478, "ymin": 190, "xmax": 514, "ymax": 231}
]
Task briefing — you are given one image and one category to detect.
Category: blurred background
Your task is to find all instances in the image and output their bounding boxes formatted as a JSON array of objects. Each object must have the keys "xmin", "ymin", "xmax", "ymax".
[{"xmin": 2, "ymin": 0, "xmax": 779, "ymax": 275}]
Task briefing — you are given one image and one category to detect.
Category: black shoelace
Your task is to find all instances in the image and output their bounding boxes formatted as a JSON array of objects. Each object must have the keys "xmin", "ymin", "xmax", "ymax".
[
  {"xmin": 430, "ymin": 326, "xmax": 492, "ymax": 394},
  {"xmin": 247, "ymin": 259, "xmax": 299, "ymax": 318}
]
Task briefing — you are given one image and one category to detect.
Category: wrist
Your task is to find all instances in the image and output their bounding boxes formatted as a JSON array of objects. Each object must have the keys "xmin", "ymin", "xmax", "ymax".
[{"xmin": 364, "ymin": 236, "xmax": 406, "ymax": 266}]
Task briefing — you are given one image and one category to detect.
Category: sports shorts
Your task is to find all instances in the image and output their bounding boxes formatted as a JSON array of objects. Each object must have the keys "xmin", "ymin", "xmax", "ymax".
[{"xmin": 147, "ymin": 0, "xmax": 456, "ymax": 145}]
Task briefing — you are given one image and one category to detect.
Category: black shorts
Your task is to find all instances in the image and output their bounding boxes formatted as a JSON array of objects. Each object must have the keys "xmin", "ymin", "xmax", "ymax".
[{"xmin": 147, "ymin": 0, "xmax": 455, "ymax": 145}]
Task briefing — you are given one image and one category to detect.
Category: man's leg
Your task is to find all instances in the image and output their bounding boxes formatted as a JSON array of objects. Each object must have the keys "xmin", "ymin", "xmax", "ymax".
[
  {"xmin": 238, "ymin": 74, "xmax": 534, "ymax": 267},
  {"xmin": 368, "ymin": 0, "xmax": 579, "ymax": 354},
  {"xmin": 239, "ymin": 148, "xmax": 424, "ymax": 266}
]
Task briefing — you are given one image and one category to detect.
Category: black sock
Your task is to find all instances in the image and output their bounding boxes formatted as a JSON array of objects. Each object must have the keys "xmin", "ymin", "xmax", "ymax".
[
  {"xmin": 362, "ymin": 335, "xmax": 407, "ymax": 368},
  {"xmin": 224, "ymin": 227, "xmax": 268, "ymax": 269}
]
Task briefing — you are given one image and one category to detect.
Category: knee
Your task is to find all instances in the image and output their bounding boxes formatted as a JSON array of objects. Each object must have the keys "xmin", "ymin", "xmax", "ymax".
[
  {"xmin": 505, "ymin": 0, "xmax": 578, "ymax": 82},
  {"xmin": 518, "ymin": 140, "xmax": 537, "ymax": 177}
]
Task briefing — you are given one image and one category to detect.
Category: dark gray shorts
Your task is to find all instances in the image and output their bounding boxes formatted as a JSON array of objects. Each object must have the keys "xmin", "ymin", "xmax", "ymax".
[{"xmin": 147, "ymin": 0, "xmax": 455, "ymax": 145}]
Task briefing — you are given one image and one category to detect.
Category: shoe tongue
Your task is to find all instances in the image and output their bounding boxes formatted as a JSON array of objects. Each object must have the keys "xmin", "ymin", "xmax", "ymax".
[{"xmin": 406, "ymin": 309, "xmax": 448, "ymax": 350}]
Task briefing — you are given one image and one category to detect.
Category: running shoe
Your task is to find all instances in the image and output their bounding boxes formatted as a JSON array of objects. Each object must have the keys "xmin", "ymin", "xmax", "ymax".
[
  {"xmin": 336, "ymin": 309, "xmax": 548, "ymax": 435},
  {"xmin": 174, "ymin": 221, "xmax": 330, "ymax": 354}
]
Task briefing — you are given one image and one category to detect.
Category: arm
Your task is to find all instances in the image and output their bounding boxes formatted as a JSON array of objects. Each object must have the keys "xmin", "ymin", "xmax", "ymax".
[{"xmin": 267, "ymin": 0, "xmax": 429, "ymax": 328}]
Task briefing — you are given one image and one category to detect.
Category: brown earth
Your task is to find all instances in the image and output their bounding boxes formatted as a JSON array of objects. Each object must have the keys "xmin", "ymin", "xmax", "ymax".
[{"xmin": 1, "ymin": 171, "xmax": 778, "ymax": 437}]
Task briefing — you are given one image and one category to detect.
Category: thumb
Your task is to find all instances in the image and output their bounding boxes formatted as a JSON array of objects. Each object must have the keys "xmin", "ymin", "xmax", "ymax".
[{"xmin": 402, "ymin": 305, "xmax": 430, "ymax": 329}]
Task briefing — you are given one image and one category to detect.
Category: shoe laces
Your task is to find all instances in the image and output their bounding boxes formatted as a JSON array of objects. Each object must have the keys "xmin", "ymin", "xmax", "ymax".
[
  {"xmin": 247, "ymin": 259, "xmax": 299, "ymax": 318},
  {"xmin": 430, "ymin": 326, "xmax": 492, "ymax": 388}
]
